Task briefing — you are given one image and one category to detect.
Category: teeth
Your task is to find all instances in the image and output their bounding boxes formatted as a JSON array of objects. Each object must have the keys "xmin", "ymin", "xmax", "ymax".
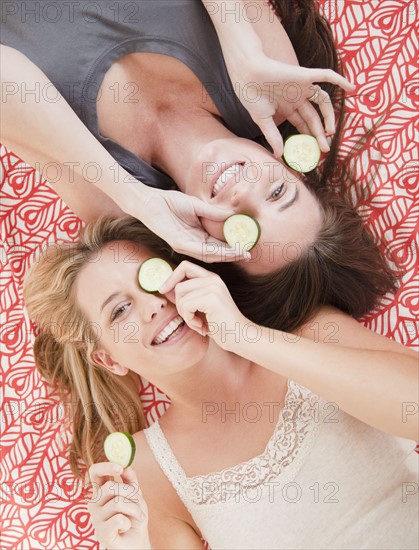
[
  {"xmin": 213, "ymin": 163, "xmax": 242, "ymax": 196},
  {"xmin": 153, "ymin": 315, "xmax": 184, "ymax": 345}
]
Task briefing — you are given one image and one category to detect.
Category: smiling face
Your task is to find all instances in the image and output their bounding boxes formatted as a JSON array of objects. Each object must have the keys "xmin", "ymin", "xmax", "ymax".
[
  {"xmin": 183, "ymin": 137, "xmax": 323, "ymax": 275},
  {"xmin": 74, "ymin": 241, "xmax": 209, "ymax": 379}
]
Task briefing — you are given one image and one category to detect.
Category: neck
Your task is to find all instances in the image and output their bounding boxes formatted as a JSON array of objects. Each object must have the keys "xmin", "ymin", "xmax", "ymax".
[
  {"xmin": 151, "ymin": 107, "xmax": 233, "ymax": 193},
  {"xmin": 148, "ymin": 341, "xmax": 254, "ymax": 418}
]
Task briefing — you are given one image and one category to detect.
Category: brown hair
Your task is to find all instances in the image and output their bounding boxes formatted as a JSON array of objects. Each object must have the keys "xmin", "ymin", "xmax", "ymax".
[
  {"xmin": 23, "ymin": 216, "xmax": 181, "ymax": 478},
  {"xmin": 207, "ymin": 1, "xmax": 399, "ymax": 330},
  {"xmin": 213, "ymin": 179, "xmax": 399, "ymax": 332}
]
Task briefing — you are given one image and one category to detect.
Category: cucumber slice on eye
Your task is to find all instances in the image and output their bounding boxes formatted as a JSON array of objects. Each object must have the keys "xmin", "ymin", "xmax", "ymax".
[
  {"xmin": 283, "ymin": 134, "xmax": 321, "ymax": 173},
  {"xmin": 138, "ymin": 258, "xmax": 173, "ymax": 293},
  {"xmin": 223, "ymin": 214, "xmax": 261, "ymax": 252},
  {"xmin": 104, "ymin": 431, "xmax": 136, "ymax": 468}
]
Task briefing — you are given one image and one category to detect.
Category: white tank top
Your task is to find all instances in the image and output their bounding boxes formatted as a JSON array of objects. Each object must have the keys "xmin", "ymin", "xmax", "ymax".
[{"xmin": 144, "ymin": 380, "xmax": 418, "ymax": 549}]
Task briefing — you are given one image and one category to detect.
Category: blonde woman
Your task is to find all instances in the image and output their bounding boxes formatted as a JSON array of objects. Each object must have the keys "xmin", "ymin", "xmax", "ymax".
[{"xmin": 23, "ymin": 216, "xmax": 418, "ymax": 550}]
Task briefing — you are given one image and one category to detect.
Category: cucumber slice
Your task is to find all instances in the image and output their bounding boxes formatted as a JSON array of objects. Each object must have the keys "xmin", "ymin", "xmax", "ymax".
[
  {"xmin": 138, "ymin": 258, "xmax": 173, "ymax": 293},
  {"xmin": 223, "ymin": 214, "xmax": 261, "ymax": 252},
  {"xmin": 104, "ymin": 431, "xmax": 136, "ymax": 468},
  {"xmin": 283, "ymin": 134, "xmax": 321, "ymax": 173}
]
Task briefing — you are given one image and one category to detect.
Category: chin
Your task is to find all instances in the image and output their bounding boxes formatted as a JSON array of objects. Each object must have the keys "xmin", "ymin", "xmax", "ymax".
[
  {"xmin": 180, "ymin": 335, "xmax": 209, "ymax": 363},
  {"xmin": 155, "ymin": 334, "xmax": 210, "ymax": 372}
]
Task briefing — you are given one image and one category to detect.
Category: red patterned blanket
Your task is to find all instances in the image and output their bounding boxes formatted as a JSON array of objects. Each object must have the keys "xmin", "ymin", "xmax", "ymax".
[{"xmin": 1, "ymin": 1, "xmax": 417, "ymax": 547}]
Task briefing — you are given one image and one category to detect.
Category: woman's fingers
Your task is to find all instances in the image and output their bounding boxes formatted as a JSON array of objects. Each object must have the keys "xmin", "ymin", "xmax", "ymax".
[
  {"xmin": 160, "ymin": 260, "xmax": 226, "ymax": 312},
  {"xmin": 88, "ymin": 462, "xmax": 123, "ymax": 487},
  {"xmin": 308, "ymin": 86, "xmax": 336, "ymax": 136},
  {"xmin": 163, "ymin": 272, "xmax": 230, "ymax": 336},
  {"xmin": 192, "ymin": 198, "xmax": 234, "ymax": 222},
  {"xmin": 173, "ymin": 277, "xmax": 220, "ymax": 327},
  {"xmin": 159, "ymin": 260, "xmax": 214, "ymax": 294},
  {"xmin": 92, "ymin": 479, "xmax": 140, "ymax": 506},
  {"xmin": 172, "ymin": 285, "xmax": 213, "ymax": 335},
  {"xmin": 287, "ymin": 92, "xmax": 333, "ymax": 152},
  {"xmin": 87, "ymin": 464, "xmax": 151, "ymax": 548},
  {"xmin": 102, "ymin": 513, "xmax": 132, "ymax": 537},
  {"xmin": 120, "ymin": 466, "xmax": 140, "ymax": 486},
  {"xmin": 90, "ymin": 480, "xmax": 122, "ymax": 507},
  {"xmin": 101, "ymin": 498, "xmax": 146, "ymax": 523},
  {"xmin": 297, "ymin": 102, "xmax": 330, "ymax": 152},
  {"xmin": 315, "ymin": 90, "xmax": 335, "ymax": 137},
  {"xmin": 286, "ymin": 111, "xmax": 311, "ymax": 136},
  {"xmin": 306, "ymin": 67, "xmax": 356, "ymax": 92},
  {"xmin": 253, "ymin": 115, "xmax": 284, "ymax": 158},
  {"xmin": 87, "ymin": 464, "xmax": 144, "ymax": 505},
  {"xmin": 188, "ymin": 200, "xmax": 251, "ymax": 261},
  {"xmin": 176, "ymin": 240, "xmax": 246, "ymax": 263}
]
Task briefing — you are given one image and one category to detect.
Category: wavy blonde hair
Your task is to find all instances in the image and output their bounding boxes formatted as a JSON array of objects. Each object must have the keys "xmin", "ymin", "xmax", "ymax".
[{"xmin": 23, "ymin": 216, "xmax": 180, "ymax": 477}]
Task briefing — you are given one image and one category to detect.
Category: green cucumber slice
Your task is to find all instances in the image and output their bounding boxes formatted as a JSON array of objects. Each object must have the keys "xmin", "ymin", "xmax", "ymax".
[
  {"xmin": 223, "ymin": 214, "xmax": 261, "ymax": 252},
  {"xmin": 283, "ymin": 134, "xmax": 321, "ymax": 173},
  {"xmin": 138, "ymin": 258, "xmax": 173, "ymax": 293},
  {"xmin": 104, "ymin": 431, "xmax": 136, "ymax": 468}
]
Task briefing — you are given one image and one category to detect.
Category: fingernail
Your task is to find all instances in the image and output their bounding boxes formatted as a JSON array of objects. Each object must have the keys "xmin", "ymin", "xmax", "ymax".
[
  {"xmin": 158, "ymin": 283, "xmax": 166, "ymax": 293},
  {"xmin": 113, "ymin": 464, "xmax": 122, "ymax": 473},
  {"xmin": 243, "ymin": 251, "xmax": 251, "ymax": 261},
  {"xmin": 326, "ymin": 136, "xmax": 332, "ymax": 147}
]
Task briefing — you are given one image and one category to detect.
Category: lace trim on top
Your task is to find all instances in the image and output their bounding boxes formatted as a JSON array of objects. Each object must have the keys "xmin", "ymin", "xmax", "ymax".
[{"xmin": 144, "ymin": 380, "xmax": 323, "ymax": 509}]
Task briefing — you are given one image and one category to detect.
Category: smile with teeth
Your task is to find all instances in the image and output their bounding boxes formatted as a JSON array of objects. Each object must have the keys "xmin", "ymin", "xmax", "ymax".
[
  {"xmin": 212, "ymin": 163, "xmax": 244, "ymax": 197},
  {"xmin": 152, "ymin": 315, "xmax": 185, "ymax": 345}
]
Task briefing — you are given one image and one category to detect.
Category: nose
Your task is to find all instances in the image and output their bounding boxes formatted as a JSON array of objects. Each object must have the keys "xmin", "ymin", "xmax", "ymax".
[
  {"xmin": 139, "ymin": 292, "xmax": 168, "ymax": 323},
  {"xmin": 230, "ymin": 179, "xmax": 259, "ymax": 213}
]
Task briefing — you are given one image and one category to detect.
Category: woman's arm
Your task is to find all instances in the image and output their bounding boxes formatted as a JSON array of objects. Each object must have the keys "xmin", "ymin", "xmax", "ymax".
[
  {"xmin": 0, "ymin": 46, "xmax": 241, "ymax": 262},
  {"xmin": 160, "ymin": 261, "xmax": 419, "ymax": 441},
  {"xmin": 238, "ymin": 316, "xmax": 418, "ymax": 441},
  {"xmin": 203, "ymin": 0, "xmax": 296, "ymax": 65},
  {"xmin": 88, "ymin": 462, "xmax": 204, "ymax": 550},
  {"xmin": 202, "ymin": 0, "xmax": 355, "ymax": 155},
  {"xmin": 0, "ymin": 45, "xmax": 127, "ymax": 221}
]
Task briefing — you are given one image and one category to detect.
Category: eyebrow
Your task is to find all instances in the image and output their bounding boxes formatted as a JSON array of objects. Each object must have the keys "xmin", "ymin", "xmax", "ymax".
[
  {"xmin": 278, "ymin": 186, "xmax": 299, "ymax": 211},
  {"xmin": 100, "ymin": 292, "xmax": 121, "ymax": 315}
]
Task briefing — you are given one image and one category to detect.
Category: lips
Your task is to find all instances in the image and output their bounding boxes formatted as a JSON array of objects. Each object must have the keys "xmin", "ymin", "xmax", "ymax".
[
  {"xmin": 211, "ymin": 162, "xmax": 244, "ymax": 198},
  {"xmin": 151, "ymin": 314, "xmax": 185, "ymax": 345}
]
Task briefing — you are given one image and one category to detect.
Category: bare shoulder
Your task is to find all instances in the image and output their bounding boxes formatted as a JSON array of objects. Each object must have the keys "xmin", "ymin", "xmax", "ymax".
[
  {"xmin": 299, "ymin": 306, "xmax": 417, "ymax": 358},
  {"xmin": 131, "ymin": 429, "xmax": 183, "ymax": 515},
  {"xmin": 131, "ymin": 427, "xmax": 204, "ymax": 547}
]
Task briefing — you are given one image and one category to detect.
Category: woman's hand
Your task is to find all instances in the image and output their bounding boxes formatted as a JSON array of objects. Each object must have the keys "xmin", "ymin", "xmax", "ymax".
[
  {"xmin": 224, "ymin": 52, "xmax": 355, "ymax": 157},
  {"xmin": 202, "ymin": 0, "xmax": 355, "ymax": 157},
  {"xmin": 159, "ymin": 260, "xmax": 250, "ymax": 351},
  {"xmin": 87, "ymin": 462, "xmax": 151, "ymax": 550},
  {"xmin": 125, "ymin": 186, "xmax": 250, "ymax": 263}
]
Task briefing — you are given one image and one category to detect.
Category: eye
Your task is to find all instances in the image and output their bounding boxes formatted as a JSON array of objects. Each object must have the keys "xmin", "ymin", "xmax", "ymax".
[
  {"xmin": 111, "ymin": 302, "xmax": 131, "ymax": 322},
  {"xmin": 270, "ymin": 183, "xmax": 286, "ymax": 200}
]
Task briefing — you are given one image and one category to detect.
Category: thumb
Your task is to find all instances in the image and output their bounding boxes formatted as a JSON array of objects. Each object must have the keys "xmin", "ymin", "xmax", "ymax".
[
  {"xmin": 192, "ymin": 197, "xmax": 234, "ymax": 222},
  {"xmin": 255, "ymin": 116, "xmax": 284, "ymax": 158},
  {"xmin": 121, "ymin": 466, "xmax": 140, "ymax": 486}
]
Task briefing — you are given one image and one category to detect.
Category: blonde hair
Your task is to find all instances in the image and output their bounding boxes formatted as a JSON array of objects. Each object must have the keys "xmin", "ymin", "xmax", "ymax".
[{"xmin": 23, "ymin": 216, "xmax": 180, "ymax": 477}]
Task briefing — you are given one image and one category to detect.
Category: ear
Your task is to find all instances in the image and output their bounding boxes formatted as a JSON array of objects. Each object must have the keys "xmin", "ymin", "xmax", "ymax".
[{"xmin": 92, "ymin": 350, "xmax": 129, "ymax": 376}]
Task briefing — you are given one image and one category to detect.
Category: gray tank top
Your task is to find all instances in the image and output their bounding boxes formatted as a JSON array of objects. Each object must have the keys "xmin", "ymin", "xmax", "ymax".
[{"xmin": 2, "ymin": 0, "xmax": 260, "ymax": 188}]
